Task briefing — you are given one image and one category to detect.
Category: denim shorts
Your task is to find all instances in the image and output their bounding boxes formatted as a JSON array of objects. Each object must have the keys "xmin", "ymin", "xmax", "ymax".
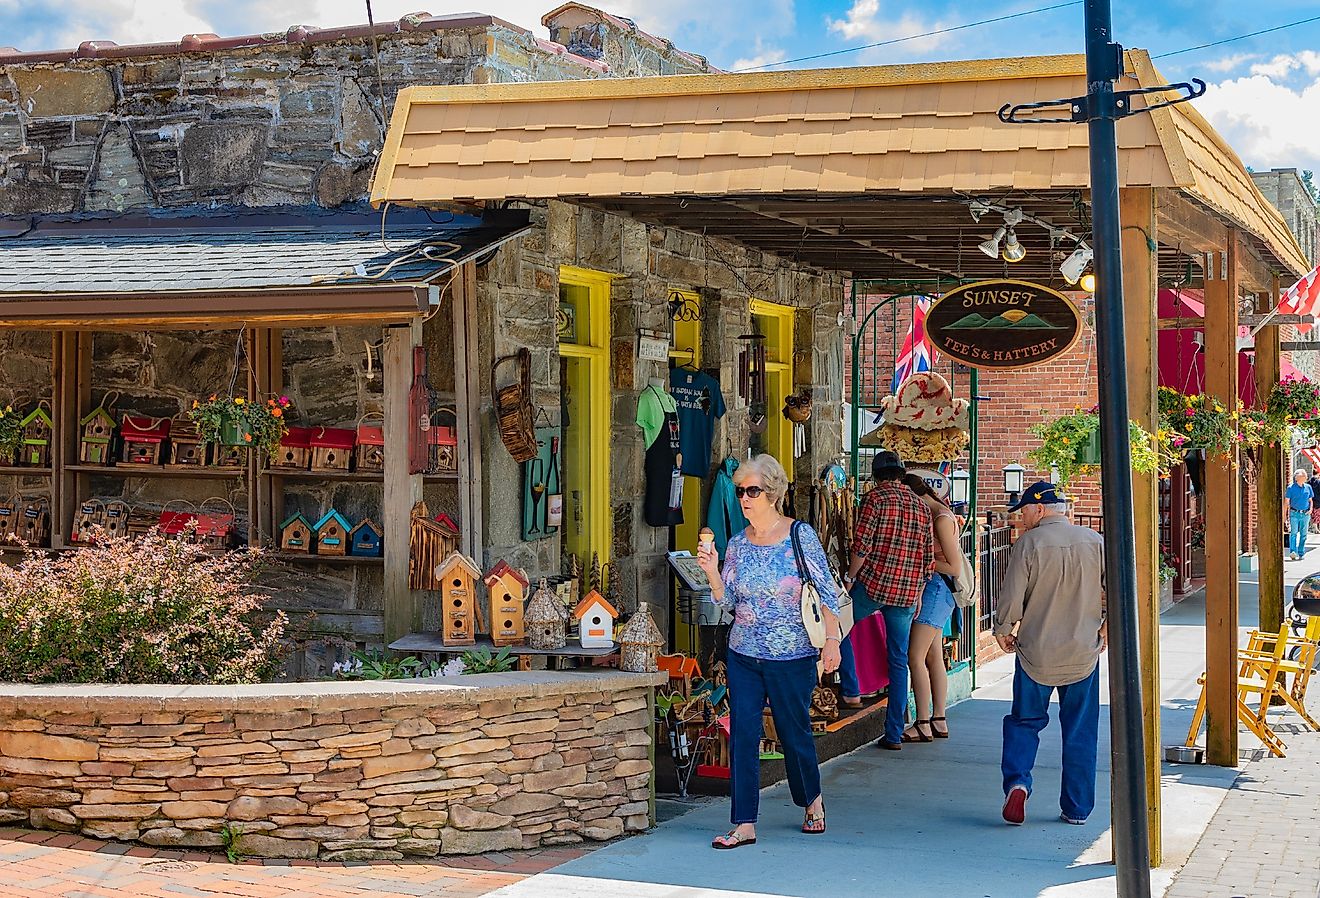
[{"xmin": 913, "ymin": 573, "xmax": 955, "ymax": 629}]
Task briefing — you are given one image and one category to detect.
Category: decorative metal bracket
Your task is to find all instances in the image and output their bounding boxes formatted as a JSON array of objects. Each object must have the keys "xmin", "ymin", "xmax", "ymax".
[
  {"xmin": 998, "ymin": 77, "xmax": 1205, "ymax": 125},
  {"xmin": 668, "ymin": 289, "xmax": 703, "ymax": 322}
]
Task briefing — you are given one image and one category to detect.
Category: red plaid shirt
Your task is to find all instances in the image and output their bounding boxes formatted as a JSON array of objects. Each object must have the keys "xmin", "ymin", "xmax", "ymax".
[{"xmin": 852, "ymin": 480, "xmax": 934, "ymax": 608}]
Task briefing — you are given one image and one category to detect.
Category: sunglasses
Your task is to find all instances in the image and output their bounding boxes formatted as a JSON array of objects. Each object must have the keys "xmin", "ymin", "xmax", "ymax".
[{"xmin": 735, "ymin": 485, "xmax": 765, "ymax": 499}]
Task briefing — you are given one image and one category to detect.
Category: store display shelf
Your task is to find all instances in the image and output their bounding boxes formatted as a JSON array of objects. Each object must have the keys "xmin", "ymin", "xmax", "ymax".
[
  {"xmin": 67, "ymin": 464, "xmax": 243, "ymax": 479},
  {"xmin": 272, "ymin": 552, "xmax": 383, "ymax": 566},
  {"xmin": 0, "ymin": 466, "xmax": 53, "ymax": 476}
]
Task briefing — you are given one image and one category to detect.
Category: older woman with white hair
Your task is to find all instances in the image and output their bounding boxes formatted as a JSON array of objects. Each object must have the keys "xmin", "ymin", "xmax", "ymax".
[{"xmin": 696, "ymin": 453, "xmax": 841, "ymax": 849}]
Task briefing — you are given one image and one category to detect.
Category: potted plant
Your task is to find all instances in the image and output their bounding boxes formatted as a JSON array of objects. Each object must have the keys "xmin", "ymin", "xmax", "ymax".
[
  {"xmin": 0, "ymin": 403, "xmax": 23, "ymax": 465},
  {"xmin": 1159, "ymin": 548, "xmax": 1178, "ymax": 607},
  {"xmin": 1028, "ymin": 408, "xmax": 1161, "ymax": 488},
  {"xmin": 1157, "ymin": 387, "xmax": 1236, "ymax": 456},
  {"xmin": 189, "ymin": 395, "xmax": 291, "ymax": 456},
  {"xmin": 1266, "ymin": 375, "xmax": 1320, "ymax": 440}
]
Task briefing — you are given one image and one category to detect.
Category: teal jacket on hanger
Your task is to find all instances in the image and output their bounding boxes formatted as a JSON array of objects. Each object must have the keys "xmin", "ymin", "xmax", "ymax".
[{"xmin": 707, "ymin": 457, "xmax": 750, "ymax": 556}]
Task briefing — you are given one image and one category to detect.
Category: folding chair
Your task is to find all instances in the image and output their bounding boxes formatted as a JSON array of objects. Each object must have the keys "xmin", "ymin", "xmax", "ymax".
[
  {"xmin": 1185, "ymin": 624, "xmax": 1291, "ymax": 758},
  {"xmin": 1241, "ymin": 616, "xmax": 1320, "ymax": 732}
]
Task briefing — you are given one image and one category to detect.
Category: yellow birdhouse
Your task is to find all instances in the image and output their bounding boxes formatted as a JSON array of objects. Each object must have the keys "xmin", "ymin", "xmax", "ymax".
[
  {"xmin": 435, "ymin": 552, "xmax": 481, "ymax": 646},
  {"xmin": 483, "ymin": 561, "xmax": 529, "ymax": 647}
]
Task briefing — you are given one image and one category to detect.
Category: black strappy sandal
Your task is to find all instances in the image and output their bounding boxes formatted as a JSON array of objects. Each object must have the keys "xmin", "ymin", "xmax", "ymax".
[
  {"xmin": 931, "ymin": 716, "xmax": 950, "ymax": 738},
  {"xmin": 902, "ymin": 719, "xmax": 934, "ymax": 743}
]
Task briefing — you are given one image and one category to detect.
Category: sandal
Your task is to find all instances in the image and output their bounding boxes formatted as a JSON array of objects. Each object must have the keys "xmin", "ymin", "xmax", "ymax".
[
  {"xmin": 712, "ymin": 829, "xmax": 757, "ymax": 849},
  {"xmin": 931, "ymin": 716, "xmax": 950, "ymax": 739},
  {"xmin": 841, "ymin": 696, "xmax": 863, "ymax": 709},
  {"xmin": 902, "ymin": 719, "xmax": 934, "ymax": 743},
  {"xmin": 802, "ymin": 803, "xmax": 826, "ymax": 834}
]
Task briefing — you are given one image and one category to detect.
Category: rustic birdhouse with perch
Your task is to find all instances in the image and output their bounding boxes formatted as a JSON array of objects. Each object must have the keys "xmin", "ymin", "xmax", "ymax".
[
  {"xmin": 620, "ymin": 602, "xmax": 665, "ymax": 672},
  {"xmin": 18, "ymin": 497, "xmax": 50, "ymax": 547},
  {"xmin": 79, "ymin": 407, "xmax": 116, "ymax": 466},
  {"xmin": 166, "ymin": 416, "xmax": 206, "ymax": 468},
  {"xmin": 483, "ymin": 560, "xmax": 529, "ymax": 647},
  {"xmin": 434, "ymin": 552, "xmax": 481, "ymax": 647},
  {"xmin": 310, "ymin": 427, "xmax": 356, "ymax": 473},
  {"xmin": 279, "ymin": 512, "xmax": 313, "ymax": 553},
  {"xmin": 428, "ymin": 412, "xmax": 459, "ymax": 475},
  {"xmin": 270, "ymin": 426, "xmax": 313, "ymax": 470},
  {"xmin": 119, "ymin": 415, "xmax": 170, "ymax": 466},
  {"xmin": 101, "ymin": 500, "xmax": 131, "ymax": 540},
  {"xmin": 71, "ymin": 498, "xmax": 105, "ymax": 545},
  {"xmin": 349, "ymin": 518, "xmax": 383, "ymax": 557},
  {"xmin": 526, "ymin": 578, "xmax": 569, "ymax": 650},
  {"xmin": 314, "ymin": 510, "xmax": 352, "ymax": 556},
  {"xmin": 0, "ymin": 495, "xmax": 20, "ymax": 543},
  {"xmin": 573, "ymin": 590, "xmax": 618, "ymax": 649},
  {"xmin": 355, "ymin": 417, "xmax": 385, "ymax": 473},
  {"xmin": 20, "ymin": 406, "xmax": 53, "ymax": 467}
]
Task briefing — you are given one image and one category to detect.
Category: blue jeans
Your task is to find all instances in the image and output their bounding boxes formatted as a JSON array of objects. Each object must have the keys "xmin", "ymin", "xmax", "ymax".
[
  {"xmin": 879, "ymin": 603, "xmax": 918, "ymax": 743},
  {"xmin": 727, "ymin": 650, "xmax": 821, "ymax": 825},
  {"xmin": 1290, "ymin": 510, "xmax": 1310, "ymax": 556},
  {"xmin": 1001, "ymin": 660, "xmax": 1100, "ymax": 822}
]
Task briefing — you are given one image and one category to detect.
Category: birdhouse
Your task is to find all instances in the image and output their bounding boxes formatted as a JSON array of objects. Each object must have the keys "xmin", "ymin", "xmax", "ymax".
[
  {"xmin": 314, "ymin": 509, "xmax": 352, "ymax": 556},
  {"xmin": 573, "ymin": 590, "xmax": 619, "ymax": 649},
  {"xmin": 0, "ymin": 495, "xmax": 19, "ymax": 543},
  {"xmin": 166, "ymin": 416, "xmax": 206, "ymax": 468},
  {"xmin": 125, "ymin": 507, "xmax": 155, "ymax": 541},
  {"xmin": 526, "ymin": 578, "xmax": 569, "ymax": 650},
  {"xmin": 355, "ymin": 419, "xmax": 385, "ymax": 473},
  {"xmin": 310, "ymin": 427, "xmax": 356, "ymax": 473},
  {"xmin": 279, "ymin": 512, "xmax": 313, "ymax": 553},
  {"xmin": 71, "ymin": 498, "xmax": 106, "ymax": 545},
  {"xmin": 349, "ymin": 518, "xmax": 383, "ymax": 557},
  {"xmin": 101, "ymin": 500, "xmax": 131, "ymax": 541},
  {"xmin": 213, "ymin": 442, "xmax": 248, "ymax": 468},
  {"xmin": 434, "ymin": 552, "xmax": 481, "ymax": 646},
  {"xmin": 18, "ymin": 497, "xmax": 50, "ymax": 547},
  {"xmin": 428, "ymin": 419, "xmax": 458, "ymax": 475},
  {"xmin": 658, "ymin": 654, "xmax": 703, "ymax": 698},
  {"xmin": 20, "ymin": 407, "xmax": 53, "ymax": 467},
  {"xmin": 619, "ymin": 602, "xmax": 665, "ymax": 672},
  {"xmin": 483, "ymin": 560, "xmax": 529, "ymax": 647},
  {"xmin": 119, "ymin": 415, "xmax": 171, "ymax": 466},
  {"xmin": 271, "ymin": 426, "xmax": 313, "ymax": 470},
  {"xmin": 78, "ymin": 407, "xmax": 117, "ymax": 466}
]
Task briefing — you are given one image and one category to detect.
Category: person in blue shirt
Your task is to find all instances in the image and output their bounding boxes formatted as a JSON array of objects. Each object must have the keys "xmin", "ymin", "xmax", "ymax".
[{"xmin": 1286, "ymin": 470, "xmax": 1314, "ymax": 560}]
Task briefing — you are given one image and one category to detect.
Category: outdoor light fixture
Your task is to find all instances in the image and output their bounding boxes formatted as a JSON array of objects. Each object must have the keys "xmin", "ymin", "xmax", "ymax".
[
  {"xmin": 950, "ymin": 468, "xmax": 971, "ymax": 507},
  {"xmin": 1050, "ymin": 464, "xmax": 1061, "ymax": 484},
  {"xmin": 1080, "ymin": 272, "xmax": 1097, "ymax": 293},
  {"xmin": 979, "ymin": 227, "xmax": 1006, "ymax": 258},
  {"xmin": 1060, "ymin": 244, "xmax": 1094, "ymax": 285},
  {"xmin": 1001, "ymin": 229, "xmax": 1026, "ymax": 263},
  {"xmin": 1003, "ymin": 463, "xmax": 1026, "ymax": 503}
]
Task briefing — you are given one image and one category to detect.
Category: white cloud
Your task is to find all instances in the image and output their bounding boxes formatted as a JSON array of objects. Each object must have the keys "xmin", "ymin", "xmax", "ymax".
[
  {"xmin": 1202, "ymin": 53, "xmax": 1256, "ymax": 74},
  {"xmin": 825, "ymin": 0, "xmax": 949, "ymax": 58},
  {"xmin": 730, "ymin": 39, "xmax": 787, "ymax": 72},
  {"xmin": 1196, "ymin": 69, "xmax": 1320, "ymax": 173}
]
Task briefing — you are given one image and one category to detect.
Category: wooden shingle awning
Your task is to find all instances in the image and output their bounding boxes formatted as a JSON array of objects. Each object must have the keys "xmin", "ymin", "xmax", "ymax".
[{"xmin": 371, "ymin": 51, "xmax": 1308, "ymax": 285}]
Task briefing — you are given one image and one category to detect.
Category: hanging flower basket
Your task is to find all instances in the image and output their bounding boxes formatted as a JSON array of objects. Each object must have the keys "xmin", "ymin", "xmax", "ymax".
[
  {"xmin": 1076, "ymin": 426, "xmax": 1102, "ymax": 466},
  {"xmin": 189, "ymin": 395, "xmax": 292, "ymax": 457},
  {"xmin": 1266, "ymin": 375, "xmax": 1320, "ymax": 441},
  {"xmin": 1028, "ymin": 408, "xmax": 1161, "ymax": 487},
  {"xmin": 0, "ymin": 403, "xmax": 23, "ymax": 463},
  {"xmin": 1157, "ymin": 387, "xmax": 1236, "ymax": 456}
]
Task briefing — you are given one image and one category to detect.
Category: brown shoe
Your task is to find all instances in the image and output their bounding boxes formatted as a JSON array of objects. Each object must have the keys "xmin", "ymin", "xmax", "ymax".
[{"xmin": 876, "ymin": 738, "xmax": 903, "ymax": 751}]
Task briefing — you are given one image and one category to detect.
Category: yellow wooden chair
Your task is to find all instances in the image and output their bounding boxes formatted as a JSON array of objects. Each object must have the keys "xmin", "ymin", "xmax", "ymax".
[
  {"xmin": 1185, "ymin": 624, "xmax": 1291, "ymax": 758},
  {"xmin": 1240, "ymin": 615, "xmax": 1320, "ymax": 732}
]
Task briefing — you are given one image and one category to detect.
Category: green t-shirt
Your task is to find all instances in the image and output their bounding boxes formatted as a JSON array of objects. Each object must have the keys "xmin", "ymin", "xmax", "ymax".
[{"xmin": 636, "ymin": 385, "xmax": 678, "ymax": 449}]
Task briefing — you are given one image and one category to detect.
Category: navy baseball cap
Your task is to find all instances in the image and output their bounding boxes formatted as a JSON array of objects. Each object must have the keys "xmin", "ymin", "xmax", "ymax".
[{"xmin": 1008, "ymin": 481, "xmax": 1068, "ymax": 512}]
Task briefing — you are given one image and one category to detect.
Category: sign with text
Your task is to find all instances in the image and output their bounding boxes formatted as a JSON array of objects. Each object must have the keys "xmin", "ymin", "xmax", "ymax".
[
  {"xmin": 906, "ymin": 467, "xmax": 951, "ymax": 502},
  {"xmin": 927, "ymin": 280, "xmax": 1082, "ymax": 370}
]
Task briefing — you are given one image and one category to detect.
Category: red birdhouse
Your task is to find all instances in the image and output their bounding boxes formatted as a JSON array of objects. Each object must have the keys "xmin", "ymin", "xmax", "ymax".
[
  {"xmin": 120, "ymin": 415, "xmax": 171, "ymax": 465},
  {"xmin": 271, "ymin": 426, "xmax": 314, "ymax": 470},
  {"xmin": 310, "ymin": 427, "xmax": 356, "ymax": 473}
]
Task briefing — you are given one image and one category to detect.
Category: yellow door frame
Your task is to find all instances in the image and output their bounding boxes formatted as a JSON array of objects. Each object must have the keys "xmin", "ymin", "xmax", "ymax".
[
  {"xmin": 670, "ymin": 290, "xmax": 703, "ymax": 654},
  {"xmin": 750, "ymin": 299, "xmax": 795, "ymax": 472},
  {"xmin": 558, "ymin": 265, "xmax": 613, "ymax": 566}
]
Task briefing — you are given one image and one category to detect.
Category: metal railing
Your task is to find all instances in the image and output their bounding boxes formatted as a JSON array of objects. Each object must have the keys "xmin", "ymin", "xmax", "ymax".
[{"xmin": 977, "ymin": 520, "xmax": 1017, "ymax": 633}]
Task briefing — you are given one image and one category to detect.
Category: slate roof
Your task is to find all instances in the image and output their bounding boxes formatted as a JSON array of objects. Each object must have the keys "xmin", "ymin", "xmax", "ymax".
[{"xmin": 0, "ymin": 209, "xmax": 530, "ymax": 295}]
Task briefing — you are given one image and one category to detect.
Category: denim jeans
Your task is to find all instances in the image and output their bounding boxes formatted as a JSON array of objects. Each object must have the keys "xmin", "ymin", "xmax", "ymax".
[
  {"xmin": 1001, "ymin": 659, "xmax": 1100, "ymax": 822},
  {"xmin": 1290, "ymin": 509, "xmax": 1310, "ymax": 556},
  {"xmin": 878, "ymin": 603, "xmax": 918, "ymax": 743},
  {"xmin": 727, "ymin": 650, "xmax": 821, "ymax": 825}
]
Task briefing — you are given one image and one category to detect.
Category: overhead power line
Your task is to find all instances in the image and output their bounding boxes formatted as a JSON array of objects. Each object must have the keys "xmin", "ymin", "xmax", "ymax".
[{"xmin": 1153, "ymin": 13, "xmax": 1320, "ymax": 60}]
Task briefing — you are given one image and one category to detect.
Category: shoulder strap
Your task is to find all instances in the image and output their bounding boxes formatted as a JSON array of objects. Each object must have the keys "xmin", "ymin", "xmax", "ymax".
[{"xmin": 790, "ymin": 519, "xmax": 810, "ymax": 581}]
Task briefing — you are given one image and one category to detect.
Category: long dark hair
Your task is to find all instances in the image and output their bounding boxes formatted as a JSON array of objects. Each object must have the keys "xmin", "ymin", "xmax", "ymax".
[{"xmin": 904, "ymin": 473, "xmax": 951, "ymax": 510}]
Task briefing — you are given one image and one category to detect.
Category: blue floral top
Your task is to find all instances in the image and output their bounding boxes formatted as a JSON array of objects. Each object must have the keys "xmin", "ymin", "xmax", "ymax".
[{"xmin": 718, "ymin": 523, "xmax": 840, "ymax": 661}]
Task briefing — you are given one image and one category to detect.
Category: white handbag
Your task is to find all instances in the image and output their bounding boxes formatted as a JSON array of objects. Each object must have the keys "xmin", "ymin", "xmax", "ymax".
[
  {"xmin": 792, "ymin": 521, "xmax": 854, "ymax": 649},
  {"xmin": 952, "ymin": 549, "xmax": 978, "ymax": 609}
]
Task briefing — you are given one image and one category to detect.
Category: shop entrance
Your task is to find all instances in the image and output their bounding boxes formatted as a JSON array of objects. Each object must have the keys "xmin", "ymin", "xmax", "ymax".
[{"xmin": 750, "ymin": 300, "xmax": 795, "ymax": 472}]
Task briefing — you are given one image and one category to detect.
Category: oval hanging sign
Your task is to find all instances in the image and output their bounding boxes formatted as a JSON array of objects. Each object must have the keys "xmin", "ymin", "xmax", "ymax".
[{"xmin": 927, "ymin": 279, "xmax": 1082, "ymax": 370}]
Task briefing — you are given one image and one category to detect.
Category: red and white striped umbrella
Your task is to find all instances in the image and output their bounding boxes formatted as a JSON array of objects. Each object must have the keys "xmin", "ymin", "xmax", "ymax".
[{"xmin": 1279, "ymin": 264, "xmax": 1320, "ymax": 333}]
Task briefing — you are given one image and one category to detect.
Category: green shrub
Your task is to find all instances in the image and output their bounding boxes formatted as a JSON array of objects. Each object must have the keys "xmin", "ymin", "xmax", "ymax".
[{"xmin": 0, "ymin": 528, "xmax": 286, "ymax": 684}]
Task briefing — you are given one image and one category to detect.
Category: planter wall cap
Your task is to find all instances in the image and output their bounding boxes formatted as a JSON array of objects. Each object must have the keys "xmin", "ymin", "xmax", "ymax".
[{"xmin": 0, "ymin": 669, "xmax": 667, "ymax": 716}]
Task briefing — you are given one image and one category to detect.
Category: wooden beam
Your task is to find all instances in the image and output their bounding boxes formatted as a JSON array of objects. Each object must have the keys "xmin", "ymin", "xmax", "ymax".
[
  {"xmin": 1154, "ymin": 189, "xmax": 1276, "ymax": 291},
  {"xmin": 1157, "ymin": 314, "xmax": 1314, "ymax": 329},
  {"xmin": 1203, "ymin": 242, "xmax": 1240, "ymax": 768},
  {"xmin": 52, "ymin": 333, "xmax": 76, "ymax": 548},
  {"xmin": 383, "ymin": 322, "xmax": 425, "ymax": 648},
  {"xmin": 1279, "ymin": 342, "xmax": 1320, "ymax": 351},
  {"xmin": 452, "ymin": 261, "xmax": 485, "ymax": 559},
  {"xmin": 1258, "ymin": 272, "xmax": 1285, "ymax": 634},
  {"xmin": 1121, "ymin": 186, "xmax": 1162, "ymax": 864}
]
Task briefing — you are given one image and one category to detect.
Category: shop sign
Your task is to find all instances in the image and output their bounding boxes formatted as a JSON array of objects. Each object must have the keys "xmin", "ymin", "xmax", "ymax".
[
  {"xmin": 906, "ymin": 467, "xmax": 951, "ymax": 502},
  {"xmin": 927, "ymin": 280, "xmax": 1082, "ymax": 370}
]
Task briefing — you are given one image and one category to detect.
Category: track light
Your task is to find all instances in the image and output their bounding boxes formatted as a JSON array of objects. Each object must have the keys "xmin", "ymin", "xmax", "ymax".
[
  {"xmin": 979, "ymin": 227, "xmax": 1005, "ymax": 259},
  {"xmin": 1060, "ymin": 244, "xmax": 1094, "ymax": 285},
  {"xmin": 969, "ymin": 200, "xmax": 991, "ymax": 223},
  {"xmin": 1001, "ymin": 228, "xmax": 1026, "ymax": 263},
  {"xmin": 1002, "ymin": 208, "xmax": 1024, "ymax": 228},
  {"xmin": 1080, "ymin": 273, "xmax": 1096, "ymax": 293}
]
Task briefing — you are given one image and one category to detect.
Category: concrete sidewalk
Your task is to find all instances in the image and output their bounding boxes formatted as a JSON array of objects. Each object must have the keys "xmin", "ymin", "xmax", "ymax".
[{"xmin": 491, "ymin": 562, "xmax": 1315, "ymax": 898}]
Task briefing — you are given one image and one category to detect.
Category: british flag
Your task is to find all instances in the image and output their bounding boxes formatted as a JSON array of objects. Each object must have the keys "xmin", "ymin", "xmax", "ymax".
[
  {"xmin": 891, "ymin": 296, "xmax": 938, "ymax": 392},
  {"xmin": 1278, "ymin": 263, "xmax": 1320, "ymax": 333}
]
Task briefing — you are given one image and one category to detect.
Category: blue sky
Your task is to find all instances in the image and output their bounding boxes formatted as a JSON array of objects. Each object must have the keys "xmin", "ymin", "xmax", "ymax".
[{"xmin": 3, "ymin": 0, "xmax": 1320, "ymax": 170}]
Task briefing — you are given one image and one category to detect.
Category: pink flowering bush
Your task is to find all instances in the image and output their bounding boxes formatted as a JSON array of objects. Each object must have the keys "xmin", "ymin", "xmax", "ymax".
[{"xmin": 0, "ymin": 528, "xmax": 286, "ymax": 684}]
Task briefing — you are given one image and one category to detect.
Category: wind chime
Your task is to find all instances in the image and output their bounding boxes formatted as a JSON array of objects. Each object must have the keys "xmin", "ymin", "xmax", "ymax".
[{"xmin": 737, "ymin": 334, "xmax": 768, "ymax": 441}]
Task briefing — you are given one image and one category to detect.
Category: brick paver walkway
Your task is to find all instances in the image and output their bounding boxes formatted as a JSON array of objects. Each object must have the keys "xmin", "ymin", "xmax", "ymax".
[
  {"xmin": 1165, "ymin": 700, "xmax": 1320, "ymax": 898},
  {"xmin": 0, "ymin": 828, "xmax": 588, "ymax": 898}
]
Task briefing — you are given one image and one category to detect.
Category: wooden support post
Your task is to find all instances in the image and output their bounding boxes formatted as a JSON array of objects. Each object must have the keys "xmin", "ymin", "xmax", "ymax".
[
  {"xmin": 1120, "ymin": 187, "xmax": 1161, "ymax": 864},
  {"xmin": 1257, "ymin": 273, "xmax": 1284, "ymax": 633},
  {"xmin": 452, "ymin": 262, "xmax": 485, "ymax": 559},
  {"xmin": 259, "ymin": 329, "xmax": 284, "ymax": 547},
  {"xmin": 1203, "ymin": 242, "xmax": 1240, "ymax": 767},
  {"xmin": 52, "ymin": 333, "xmax": 76, "ymax": 547},
  {"xmin": 384, "ymin": 321, "xmax": 425, "ymax": 647}
]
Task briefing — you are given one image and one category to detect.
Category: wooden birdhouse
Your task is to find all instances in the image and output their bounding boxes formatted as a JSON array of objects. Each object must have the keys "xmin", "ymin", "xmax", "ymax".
[
  {"xmin": 658, "ymin": 654, "xmax": 703, "ymax": 698},
  {"xmin": 166, "ymin": 416, "xmax": 206, "ymax": 468},
  {"xmin": 79, "ymin": 407, "xmax": 117, "ymax": 466},
  {"xmin": 310, "ymin": 427, "xmax": 356, "ymax": 473},
  {"xmin": 125, "ymin": 507, "xmax": 156, "ymax": 541},
  {"xmin": 526, "ymin": 578, "xmax": 569, "ymax": 650},
  {"xmin": 428, "ymin": 415, "xmax": 458, "ymax": 475},
  {"xmin": 483, "ymin": 561, "xmax": 529, "ymax": 647},
  {"xmin": 349, "ymin": 518, "xmax": 383, "ymax": 557},
  {"xmin": 101, "ymin": 500, "xmax": 131, "ymax": 541},
  {"xmin": 71, "ymin": 498, "xmax": 106, "ymax": 545},
  {"xmin": 119, "ymin": 415, "xmax": 170, "ymax": 466},
  {"xmin": 213, "ymin": 442, "xmax": 248, "ymax": 468},
  {"xmin": 279, "ymin": 512, "xmax": 313, "ymax": 553},
  {"xmin": 620, "ymin": 602, "xmax": 665, "ymax": 672},
  {"xmin": 434, "ymin": 552, "xmax": 481, "ymax": 646},
  {"xmin": 0, "ymin": 495, "xmax": 20, "ymax": 543},
  {"xmin": 355, "ymin": 417, "xmax": 385, "ymax": 473},
  {"xmin": 271, "ymin": 426, "xmax": 313, "ymax": 470},
  {"xmin": 407, "ymin": 503, "xmax": 460, "ymax": 590},
  {"xmin": 313, "ymin": 509, "xmax": 352, "ymax": 556},
  {"xmin": 20, "ymin": 406, "xmax": 53, "ymax": 467},
  {"xmin": 573, "ymin": 590, "xmax": 619, "ymax": 649},
  {"xmin": 18, "ymin": 497, "xmax": 50, "ymax": 547}
]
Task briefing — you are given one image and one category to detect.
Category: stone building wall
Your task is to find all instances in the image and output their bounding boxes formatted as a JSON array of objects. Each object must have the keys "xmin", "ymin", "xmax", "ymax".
[
  {"xmin": 1251, "ymin": 168, "xmax": 1319, "ymax": 267},
  {"xmin": 0, "ymin": 670, "xmax": 663, "ymax": 858}
]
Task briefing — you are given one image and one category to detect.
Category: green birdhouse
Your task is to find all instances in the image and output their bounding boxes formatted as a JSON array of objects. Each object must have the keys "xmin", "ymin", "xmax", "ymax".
[{"xmin": 20, "ymin": 406, "xmax": 53, "ymax": 467}]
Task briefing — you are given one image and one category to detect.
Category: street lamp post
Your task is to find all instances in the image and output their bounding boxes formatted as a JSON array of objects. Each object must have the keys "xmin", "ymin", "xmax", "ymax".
[{"xmin": 1002, "ymin": 463, "xmax": 1026, "ymax": 506}]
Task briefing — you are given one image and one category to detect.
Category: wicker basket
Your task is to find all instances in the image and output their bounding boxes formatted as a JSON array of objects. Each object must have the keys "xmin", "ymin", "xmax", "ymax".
[{"xmin": 493, "ymin": 348, "xmax": 537, "ymax": 463}]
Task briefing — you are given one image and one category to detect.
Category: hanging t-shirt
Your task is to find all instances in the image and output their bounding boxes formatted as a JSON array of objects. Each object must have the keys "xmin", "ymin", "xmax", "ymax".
[
  {"xmin": 670, "ymin": 367, "xmax": 726, "ymax": 476},
  {"xmin": 636, "ymin": 385, "xmax": 679, "ymax": 449}
]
